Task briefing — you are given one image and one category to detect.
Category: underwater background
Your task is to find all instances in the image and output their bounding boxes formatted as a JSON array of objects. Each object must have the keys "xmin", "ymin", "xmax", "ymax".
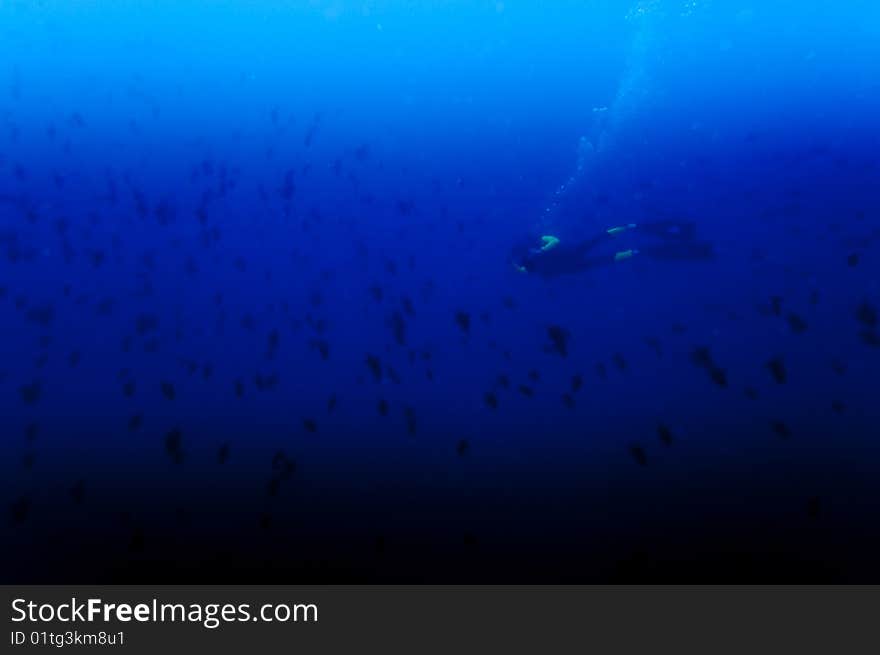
[{"xmin": 2, "ymin": 0, "xmax": 879, "ymax": 582}]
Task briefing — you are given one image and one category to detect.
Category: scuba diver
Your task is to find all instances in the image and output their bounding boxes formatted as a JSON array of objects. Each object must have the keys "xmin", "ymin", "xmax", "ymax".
[{"xmin": 510, "ymin": 219, "xmax": 714, "ymax": 277}]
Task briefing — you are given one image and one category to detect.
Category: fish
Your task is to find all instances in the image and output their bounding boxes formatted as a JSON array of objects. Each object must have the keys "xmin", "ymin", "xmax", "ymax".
[
  {"xmin": 365, "ymin": 354, "xmax": 383, "ymax": 382},
  {"xmin": 644, "ymin": 337, "xmax": 663, "ymax": 357},
  {"xmin": 629, "ymin": 444, "xmax": 648, "ymax": 466},
  {"xmin": 389, "ymin": 311, "xmax": 406, "ymax": 345},
  {"xmin": 690, "ymin": 347, "xmax": 728, "ymax": 388},
  {"xmin": 128, "ymin": 414, "xmax": 143, "ymax": 431},
  {"xmin": 657, "ymin": 423, "xmax": 674, "ymax": 446},
  {"xmin": 19, "ymin": 380, "xmax": 42, "ymax": 404},
  {"xmin": 545, "ymin": 325, "xmax": 570, "ymax": 357},
  {"xmin": 24, "ymin": 423, "xmax": 38, "ymax": 441},
  {"xmin": 69, "ymin": 480, "xmax": 85, "ymax": 504},
  {"xmin": 9, "ymin": 496, "xmax": 30, "ymax": 525},
  {"xmin": 786, "ymin": 313, "xmax": 808, "ymax": 334},
  {"xmin": 403, "ymin": 406, "xmax": 417, "ymax": 436},
  {"xmin": 164, "ymin": 428, "xmax": 184, "ymax": 463},
  {"xmin": 770, "ymin": 420, "xmax": 791, "ymax": 439},
  {"xmin": 766, "ymin": 357, "xmax": 787, "ymax": 384},
  {"xmin": 160, "ymin": 380, "xmax": 176, "ymax": 400},
  {"xmin": 856, "ymin": 302, "xmax": 877, "ymax": 328}
]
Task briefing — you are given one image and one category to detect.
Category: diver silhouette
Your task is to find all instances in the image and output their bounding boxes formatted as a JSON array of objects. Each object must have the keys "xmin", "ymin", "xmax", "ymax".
[{"xmin": 510, "ymin": 220, "xmax": 714, "ymax": 277}]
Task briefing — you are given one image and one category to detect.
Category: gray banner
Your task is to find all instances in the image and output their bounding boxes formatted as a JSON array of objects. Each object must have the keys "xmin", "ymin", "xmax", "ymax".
[{"xmin": 2, "ymin": 586, "xmax": 877, "ymax": 653}]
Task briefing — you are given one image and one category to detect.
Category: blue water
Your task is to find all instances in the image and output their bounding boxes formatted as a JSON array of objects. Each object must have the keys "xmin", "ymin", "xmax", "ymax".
[{"xmin": 2, "ymin": 1, "xmax": 880, "ymax": 582}]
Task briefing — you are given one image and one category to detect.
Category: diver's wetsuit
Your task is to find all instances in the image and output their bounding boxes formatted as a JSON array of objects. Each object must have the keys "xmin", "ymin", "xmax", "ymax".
[{"xmin": 515, "ymin": 220, "xmax": 714, "ymax": 277}]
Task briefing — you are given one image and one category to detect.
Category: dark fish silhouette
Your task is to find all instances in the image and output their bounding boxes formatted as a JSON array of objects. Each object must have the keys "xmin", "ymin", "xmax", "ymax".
[
  {"xmin": 770, "ymin": 420, "xmax": 791, "ymax": 439},
  {"xmin": 389, "ymin": 311, "xmax": 406, "ymax": 345},
  {"xmin": 135, "ymin": 313, "xmax": 159, "ymax": 334},
  {"xmin": 266, "ymin": 328, "xmax": 280, "ymax": 359},
  {"xmin": 254, "ymin": 372, "xmax": 279, "ymax": 391},
  {"xmin": 403, "ymin": 406, "xmax": 417, "ymax": 436},
  {"xmin": 9, "ymin": 496, "xmax": 30, "ymax": 525},
  {"xmin": 546, "ymin": 325, "xmax": 570, "ymax": 357},
  {"xmin": 690, "ymin": 347, "xmax": 727, "ymax": 388},
  {"xmin": 860, "ymin": 330, "xmax": 880, "ymax": 347},
  {"xmin": 309, "ymin": 338, "xmax": 330, "ymax": 360},
  {"xmin": 766, "ymin": 357, "xmax": 787, "ymax": 384},
  {"xmin": 657, "ymin": 423, "xmax": 674, "ymax": 446},
  {"xmin": 128, "ymin": 413, "xmax": 143, "ymax": 431},
  {"xmin": 160, "ymin": 380, "xmax": 176, "ymax": 400},
  {"xmin": 24, "ymin": 422, "xmax": 38, "ymax": 441},
  {"xmin": 629, "ymin": 444, "xmax": 648, "ymax": 466},
  {"xmin": 856, "ymin": 302, "xmax": 877, "ymax": 328},
  {"xmin": 25, "ymin": 304, "xmax": 54, "ymax": 326},
  {"xmin": 644, "ymin": 337, "xmax": 663, "ymax": 357},
  {"xmin": 69, "ymin": 480, "xmax": 85, "ymax": 504},
  {"xmin": 770, "ymin": 295, "xmax": 783, "ymax": 316},
  {"xmin": 365, "ymin": 354, "xmax": 382, "ymax": 382},
  {"xmin": 165, "ymin": 428, "xmax": 184, "ymax": 463},
  {"xmin": 786, "ymin": 313, "xmax": 808, "ymax": 334},
  {"xmin": 19, "ymin": 380, "xmax": 42, "ymax": 404}
]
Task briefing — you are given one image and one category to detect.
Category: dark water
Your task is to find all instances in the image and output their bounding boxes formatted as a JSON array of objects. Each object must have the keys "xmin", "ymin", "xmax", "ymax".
[{"xmin": 2, "ymin": 1, "xmax": 880, "ymax": 582}]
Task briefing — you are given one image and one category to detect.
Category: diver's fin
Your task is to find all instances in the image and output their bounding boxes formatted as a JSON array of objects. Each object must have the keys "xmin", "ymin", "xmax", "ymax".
[
  {"xmin": 539, "ymin": 235, "xmax": 561, "ymax": 252},
  {"xmin": 607, "ymin": 223, "xmax": 637, "ymax": 236}
]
